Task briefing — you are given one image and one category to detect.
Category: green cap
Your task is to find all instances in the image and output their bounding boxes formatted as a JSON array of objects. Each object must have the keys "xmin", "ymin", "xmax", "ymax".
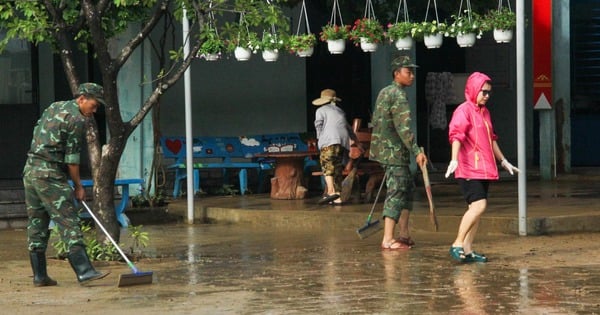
[
  {"xmin": 391, "ymin": 55, "xmax": 418, "ymax": 71},
  {"xmin": 78, "ymin": 83, "xmax": 106, "ymax": 106}
]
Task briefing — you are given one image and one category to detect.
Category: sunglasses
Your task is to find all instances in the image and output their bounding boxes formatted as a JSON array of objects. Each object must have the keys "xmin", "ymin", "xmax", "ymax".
[{"xmin": 481, "ymin": 89, "xmax": 492, "ymax": 96}]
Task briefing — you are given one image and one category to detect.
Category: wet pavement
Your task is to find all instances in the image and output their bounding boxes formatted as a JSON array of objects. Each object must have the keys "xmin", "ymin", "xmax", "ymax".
[{"xmin": 2, "ymin": 172, "xmax": 600, "ymax": 314}]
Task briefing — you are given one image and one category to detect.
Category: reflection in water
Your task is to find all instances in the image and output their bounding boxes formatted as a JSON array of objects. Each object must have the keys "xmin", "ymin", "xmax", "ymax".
[
  {"xmin": 452, "ymin": 266, "xmax": 487, "ymax": 315},
  {"xmin": 519, "ymin": 268, "xmax": 529, "ymax": 311},
  {"xmin": 187, "ymin": 225, "xmax": 198, "ymax": 285}
]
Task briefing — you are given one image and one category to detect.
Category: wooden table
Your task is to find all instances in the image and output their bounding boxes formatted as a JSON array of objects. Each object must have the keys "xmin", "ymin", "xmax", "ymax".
[{"xmin": 255, "ymin": 151, "xmax": 318, "ymax": 199}]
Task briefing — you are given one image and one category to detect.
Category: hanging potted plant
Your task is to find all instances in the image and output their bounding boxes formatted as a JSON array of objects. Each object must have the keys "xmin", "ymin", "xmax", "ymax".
[
  {"xmin": 485, "ymin": 7, "xmax": 516, "ymax": 43},
  {"xmin": 349, "ymin": 18, "xmax": 385, "ymax": 53},
  {"xmin": 289, "ymin": 0, "xmax": 315, "ymax": 57},
  {"xmin": 198, "ymin": 29, "xmax": 224, "ymax": 61},
  {"xmin": 258, "ymin": 31, "xmax": 285, "ymax": 62},
  {"xmin": 448, "ymin": 11, "xmax": 484, "ymax": 48},
  {"xmin": 320, "ymin": 24, "xmax": 350, "ymax": 54},
  {"xmin": 386, "ymin": 21, "xmax": 417, "ymax": 50},
  {"xmin": 224, "ymin": 30, "xmax": 260, "ymax": 61},
  {"xmin": 413, "ymin": 20, "xmax": 448, "ymax": 49},
  {"xmin": 287, "ymin": 33, "xmax": 316, "ymax": 57}
]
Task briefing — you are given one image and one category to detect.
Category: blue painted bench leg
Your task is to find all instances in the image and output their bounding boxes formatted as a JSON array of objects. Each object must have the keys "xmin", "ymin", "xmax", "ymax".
[
  {"xmin": 116, "ymin": 185, "xmax": 131, "ymax": 227},
  {"xmin": 239, "ymin": 169, "xmax": 248, "ymax": 195}
]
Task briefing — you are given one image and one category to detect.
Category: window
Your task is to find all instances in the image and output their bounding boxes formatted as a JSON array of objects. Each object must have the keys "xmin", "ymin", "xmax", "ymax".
[{"xmin": 0, "ymin": 31, "xmax": 33, "ymax": 104}]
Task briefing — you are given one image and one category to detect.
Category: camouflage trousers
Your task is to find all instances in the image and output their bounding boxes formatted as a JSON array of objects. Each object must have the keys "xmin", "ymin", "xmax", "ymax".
[
  {"xmin": 381, "ymin": 165, "xmax": 415, "ymax": 222},
  {"xmin": 23, "ymin": 172, "xmax": 84, "ymax": 251},
  {"xmin": 319, "ymin": 144, "xmax": 344, "ymax": 192}
]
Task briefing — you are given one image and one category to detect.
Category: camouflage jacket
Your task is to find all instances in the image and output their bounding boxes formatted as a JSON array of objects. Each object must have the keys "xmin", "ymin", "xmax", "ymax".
[
  {"xmin": 23, "ymin": 99, "xmax": 86, "ymax": 177},
  {"xmin": 369, "ymin": 81, "xmax": 421, "ymax": 166}
]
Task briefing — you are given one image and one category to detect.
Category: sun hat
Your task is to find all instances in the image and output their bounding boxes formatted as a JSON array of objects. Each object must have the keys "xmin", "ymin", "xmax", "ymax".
[
  {"xmin": 78, "ymin": 83, "xmax": 106, "ymax": 106},
  {"xmin": 312, "ymin": 89, "xmax": 341, "ymax": 106}
]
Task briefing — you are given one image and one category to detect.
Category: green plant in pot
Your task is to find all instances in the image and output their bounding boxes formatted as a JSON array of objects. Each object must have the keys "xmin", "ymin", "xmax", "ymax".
[
  {"xmin": 287, "ymin": 33, "xmax": 316, "ymax": 56},
  {"xmin": 349, "ymin": 18, "xmax": 385, "ymax": 45},
  {"xmin": 386, "ymin": 21, "xmax": 417, "ymax": 41},
  {"xmin": 485, "ymin": 7, "xmax": 516, "ymax": 31},
  {"xmin": 198, "ymin": 28, "xmax": 224, "ymax": 60},
  {"xmin": 485, "ymin": 7, "xmax": 516, "ymax": 43},
  {"xmin": 448, "ymin": 11, "xmax": 484, "ymax": 37},
  {"xmin": 412, "ymin": 20, "xmax": 448, "ymax": 39},
  {"xmin": 258, "ymin": 32, "xmax": 285, "ymax": 52},
  {"xmin": 319, "ymin": 24, "xmax": 350, "ymax": 42}
]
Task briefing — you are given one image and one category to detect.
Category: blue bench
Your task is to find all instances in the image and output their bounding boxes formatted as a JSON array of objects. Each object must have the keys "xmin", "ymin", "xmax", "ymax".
[
  {"xmin": 160, "ymin": 133, "xmax": 317, "ymax": 198},
  {"xmin": 69, "ymin": 178, "xmax": 144, "ymax": 227}
]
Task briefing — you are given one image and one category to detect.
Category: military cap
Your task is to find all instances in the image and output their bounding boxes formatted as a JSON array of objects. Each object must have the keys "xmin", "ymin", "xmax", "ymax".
[
  {"xmin": 78, "ymin": 83, "xmax": 106, "ymax": 106},
  {"xmin": 391, "ymin": 55, "xmax": 419, "ymax": 71}
]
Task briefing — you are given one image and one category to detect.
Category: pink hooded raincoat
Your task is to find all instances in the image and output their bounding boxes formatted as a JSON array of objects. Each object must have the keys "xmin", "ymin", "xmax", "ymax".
[{"xmin": 448, "ymin": 72, "xmax": 499, "ymax": 180}]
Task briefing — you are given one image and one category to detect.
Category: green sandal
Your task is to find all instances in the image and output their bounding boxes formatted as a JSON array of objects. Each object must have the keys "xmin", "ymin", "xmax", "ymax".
[
  {"xmin": 449, "ymin": 246, "xmax": 466, "ymax": 262},
  {"xmin": 464, "ymin": 251, "xmax": 488, "ymax": 263}
]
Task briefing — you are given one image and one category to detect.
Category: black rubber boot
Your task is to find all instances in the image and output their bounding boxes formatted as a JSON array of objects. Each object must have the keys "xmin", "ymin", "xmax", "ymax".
[
  {"xmin": 29, "ymin": 250, "xmax": 58, "ymax": 287},
  {"xmin": 68, "ymin": 245, "xmax": 110, "ymax": 283}
]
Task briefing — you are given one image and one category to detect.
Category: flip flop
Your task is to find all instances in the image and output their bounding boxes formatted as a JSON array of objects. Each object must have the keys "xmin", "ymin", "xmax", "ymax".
[
  {"xmin": 318, "ymin": 194, "xmax": 340, "ymax": 205},
  {"xmin": 381, "ymin": 240, "xmax": 411, "ymax": 250},
  {"xmin": 464, "ymin": 251, "xmax": 488, "ymax": 263},
  {"xmin": 396, "ymin": 236, "xmax": 415, "ymax": 247}
]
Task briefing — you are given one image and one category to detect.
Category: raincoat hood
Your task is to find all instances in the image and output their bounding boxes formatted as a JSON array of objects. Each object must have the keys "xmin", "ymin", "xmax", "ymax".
[{"xmin": 464, "ymin": 72, "xmax": 491, "ymax": 105}]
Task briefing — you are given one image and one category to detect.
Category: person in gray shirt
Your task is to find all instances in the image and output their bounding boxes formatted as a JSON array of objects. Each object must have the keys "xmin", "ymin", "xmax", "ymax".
[{"xmin": 313, "ymin": 89, "xmax": 360, "ymax": 205}]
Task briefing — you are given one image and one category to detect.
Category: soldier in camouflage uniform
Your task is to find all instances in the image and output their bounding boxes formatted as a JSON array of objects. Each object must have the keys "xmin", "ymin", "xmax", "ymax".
[
  {"xmin": 23, "ymin": 83, "xmax": 109, "ymax": 286},
  {"xmin": 369, "ymin": 56, "xmax": 427, "ymax": 250}
]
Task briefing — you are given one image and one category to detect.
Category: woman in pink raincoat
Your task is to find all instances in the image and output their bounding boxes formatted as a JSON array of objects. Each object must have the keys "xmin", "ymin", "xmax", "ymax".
[{"xmin": 444, "ymin": 72, "xmax": 520, "ymax": 263}]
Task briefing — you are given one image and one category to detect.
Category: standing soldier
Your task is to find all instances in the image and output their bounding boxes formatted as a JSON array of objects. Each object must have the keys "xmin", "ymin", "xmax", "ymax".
[
  {"xmin": 370, "ymin": 56, "xmax": 427, "ymax": 250},
  {"xmin": 23, "ymin": 83, "xmax": 109, "ymax": 286}
]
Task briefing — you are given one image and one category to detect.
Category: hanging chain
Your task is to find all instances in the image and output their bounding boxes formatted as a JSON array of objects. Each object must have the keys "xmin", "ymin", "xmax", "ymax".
[
  {"xmin": 363, "ymin": 0, "xmax": 377, "ymax": 20},
  {"xmin": 498, "ymin": 0, "xmax": 512, "ymax": 12},
  {"xmin": 295, "ymin": 0, "xmax": 311, "ymax": 35},
  {"xmin": 395, "ymin": 0, "xmax": 410, "ymax": 24},
  {"xmin": 329, "ymin": 0, "xmax": 344, "ymax": 26},
  {"xmin": 424, "ymin": 0, "xmax": 440, "ymax": 23}
]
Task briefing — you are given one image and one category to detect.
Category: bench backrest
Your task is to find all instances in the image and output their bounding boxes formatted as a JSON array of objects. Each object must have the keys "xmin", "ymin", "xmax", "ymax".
[{"xmin": 161, "ymin": 133, "xmax": 309, "ymax": 163}]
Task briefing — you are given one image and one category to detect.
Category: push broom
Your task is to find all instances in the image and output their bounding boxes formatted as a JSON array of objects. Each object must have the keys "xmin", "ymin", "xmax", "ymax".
[
  {"xmin": 356, "ymin": 172, "xmax": 386, "ymax": 239},
  {"xmin": 80, "ymin": 200, "xmax": 153, "ymax": 287}
]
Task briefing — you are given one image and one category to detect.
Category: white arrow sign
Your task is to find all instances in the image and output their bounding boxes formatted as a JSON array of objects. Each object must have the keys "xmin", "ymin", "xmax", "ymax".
[{"xmin": 534, "ymin": 92, "xmax": 552, "ymax": 110}]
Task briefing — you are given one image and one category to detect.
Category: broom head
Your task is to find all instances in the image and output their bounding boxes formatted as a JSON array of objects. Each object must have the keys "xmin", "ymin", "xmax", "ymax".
[
  {"xmin": 356, "ymin": 219, "xmax": 382, "ymax": 239},
  {"xmin": 117, "ymin": 271, "xmax": 154, "ymax": 287}
]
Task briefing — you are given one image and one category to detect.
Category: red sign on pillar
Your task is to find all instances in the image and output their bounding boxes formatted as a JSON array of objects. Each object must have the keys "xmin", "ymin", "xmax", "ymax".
[{"xmin": 533, "ymin": 0, "xmax": 552, "ymax": 110}]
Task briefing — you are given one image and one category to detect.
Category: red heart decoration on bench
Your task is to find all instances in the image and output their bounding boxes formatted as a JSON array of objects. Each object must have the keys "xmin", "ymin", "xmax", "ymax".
[{"xmin": 166, "ymin": 138, "xmax": 182, "ymax": 154}]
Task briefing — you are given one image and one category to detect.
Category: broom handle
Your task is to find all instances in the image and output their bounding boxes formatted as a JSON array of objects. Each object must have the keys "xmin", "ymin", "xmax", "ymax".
[
  {"xmin": 366, "ymin": 172, "xmax": 387, "ymax": 221},
  {"xmin": 80, "ymin": 200, "xmax": 139, "ymax": 273}
]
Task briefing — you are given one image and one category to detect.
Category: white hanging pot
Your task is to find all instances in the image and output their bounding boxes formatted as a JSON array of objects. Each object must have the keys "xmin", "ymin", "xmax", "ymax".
[
  {"xmin": 234, "ymin": 47, "xmax": 252, "ymax": 61},
  {"xmin": 296, "ymin": 47, "xmax": 314, "ymax": 57},
  {"xmin": 327, "ymin": 39, "xmax": 346, "ymax": 54},
  {"xmin": 205, "ymin": 53, "xmax": 220, "ymax": 61},
  {"xmin": 360, "ymin": 37, "xmax": 379, "ymax": 53},
  {"xmin": 456, "ymin": 33, "xmax": 476, "ymax": 47},
  {"xmin": 394, "ymin": 36, "xmax": 413, "ymax": 50},
  {"xmin": 262, "ymin": 49, "xmax": 279, "ymax": 62},
  {"xmin": 493, "ymin": 29, "xmax": 513, "ymax": 43},
  {"xmin": 424, "ymin": 33, "xmax": 443, "ymax": 49}
]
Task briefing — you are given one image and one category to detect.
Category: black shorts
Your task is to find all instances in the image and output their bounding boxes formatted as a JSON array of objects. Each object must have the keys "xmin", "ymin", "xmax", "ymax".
[{"xmin": 457, "ymin": 179, "xmax": 490, "ymax": 204}]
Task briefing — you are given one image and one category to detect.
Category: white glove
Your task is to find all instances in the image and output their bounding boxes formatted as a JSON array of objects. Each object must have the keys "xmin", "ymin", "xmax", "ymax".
[
  {"xmin": 501, "ymin": 159, "xmax": 520, "ymax": 175},
  {"xmin": 445, "ymin": 160, "xmax": 458, "ymax": 178}
]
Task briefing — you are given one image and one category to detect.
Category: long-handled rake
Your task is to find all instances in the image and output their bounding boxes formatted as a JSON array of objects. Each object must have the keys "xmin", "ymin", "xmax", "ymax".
[
  {"xmin": 356, "ymin": 172, "xmax": 386, "ymax": 239},
  {"xmin": 80, "ymin": 200, "xmax": 154, "ymax": 287},
  {"xmin": 418, "ymin": 150, "xmax": 439, "ymax": 231}
]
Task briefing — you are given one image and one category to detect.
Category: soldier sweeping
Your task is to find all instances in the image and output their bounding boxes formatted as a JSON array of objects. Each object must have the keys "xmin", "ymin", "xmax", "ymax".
[{"xmin": 23, "ymin": 83, "xmax": 109, "ymax": 286}]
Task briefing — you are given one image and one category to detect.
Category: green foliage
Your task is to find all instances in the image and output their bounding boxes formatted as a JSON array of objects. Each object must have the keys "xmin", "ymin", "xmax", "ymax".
[
  {"xmin": 286, "ymin": 33, "xmax": 317, "ymax": 53},
  {"xmin": 447, "ymin": 11, "xmax": 484, "ymax": 37},
  {"xmin": 386, "ymin": 22, "xmax": 417, "ymax": 41},
  {"xmin": 198, "ymin": 28, "xmax": 225, "ymax": 55},
  {"xmin": 319, "ymin": 24, "xmax": 350, "ymax": 42},
  {"xmin": 349, "ymin": 18, "xmax": 385, "ymax": 44},
  {"xmin": 257, "ymin": 32, "xmax": 285, "ymax": 51},
  {"xmin": 411, "ymin": 20, "xmax": 448, "ymax": 39},
  {"xmin": 50, "ymin": 220, "xmax": 150, "ymax": 261},
  {"xmin": 485, "ymin": 7, "xmax": 516, "ymax": 30}
]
